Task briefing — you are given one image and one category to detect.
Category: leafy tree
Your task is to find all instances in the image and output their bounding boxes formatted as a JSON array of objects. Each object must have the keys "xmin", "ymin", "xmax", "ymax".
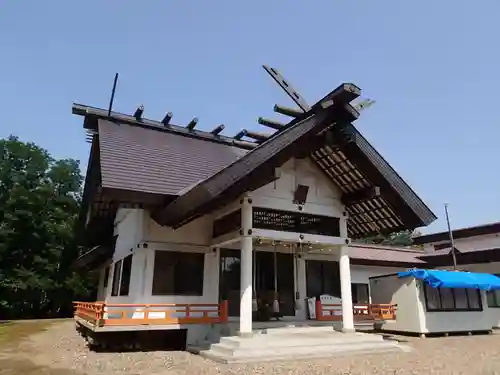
[
  {"xmin": 0, "ymin": 136, "xmax": 92, "ymax": 319},
  {"xmin": 359, "ymin": 229, "xmax": 422, "ymax": 247}
]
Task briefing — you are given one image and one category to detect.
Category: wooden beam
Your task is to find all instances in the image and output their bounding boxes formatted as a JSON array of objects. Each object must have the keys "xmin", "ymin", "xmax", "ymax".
[
  {"xmin": 234, "ymin": 129, "xmax": 247, "ymax": 140},
  {"xmin": 133, "ymin": 105, "xmax": 144, "ymax": 120},
  {"xmin": 341, "ymin": 186, "xmax": 381, "ymax": 205},
  {"xmin": 262, "ymin": 65, "xmax": 311, "ymax": 111},
  {"xmin": 258, "ymin": 117, "xmax": 286, "ymax": 130},
  {"xmin": 186, "ymin": 117, "xmax": 198, "ymax": 130},
  {"xmin": 273, "ymin": 104, "xmax": 303, "ymax": 117},
  {"xmin": 210, "ymin": 124, "xmax": 225, "ymax": 135},
  {"xmin": 161, "ymin": 112, "xmax": 173, "ymax": 125},
  {"xmin": 245, "ymin": 130, "xmax": 271, "ymax": 142},
  {"xmin": 232, "ymin": 139, "xmax": 257, "ymax": 149}
]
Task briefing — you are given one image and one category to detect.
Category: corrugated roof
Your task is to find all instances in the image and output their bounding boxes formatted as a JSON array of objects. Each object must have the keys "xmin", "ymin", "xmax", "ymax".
[
  {"xmin": 420, "ymin": 247, "xmax": 461, "ymax": 257},
  {"xmin": 98, "ymin": 119, "xmax": 247, "ymax": 195},
  {"xmin": 413, "ymin": 221, "xmax": 500, "ymax": 244},
  {"xmin": 348, "ymin": 243, "xmax": 426, "ymax": 264},
  {"xmin": 421, "ymin": 245, "xmax": 500, "ymax": 257}
]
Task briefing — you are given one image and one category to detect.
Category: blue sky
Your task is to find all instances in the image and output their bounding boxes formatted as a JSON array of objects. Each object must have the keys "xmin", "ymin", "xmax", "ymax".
[{"xmin": 1, "ymin": 1, "xmax": 499, "ymax": 234}]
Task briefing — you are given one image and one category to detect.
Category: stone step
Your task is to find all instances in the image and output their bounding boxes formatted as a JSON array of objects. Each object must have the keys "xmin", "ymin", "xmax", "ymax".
[
  {"xmin": 252, "ymin": 325, "xmax": 339, "ymax": 335},
  {"xmin": 218, "ymin": 332, "xmax": 384, "ymax": 349},
  {"xmin": 200, "ymin": 340, "xmax": 410, "ymax": 364},
  {"xmin": 252, "ymin": 324, "xmax": 374, "ymax": 336},
  {"xmin": 211, "ymin": 339, "xmax": 397, "ymax": 357}
]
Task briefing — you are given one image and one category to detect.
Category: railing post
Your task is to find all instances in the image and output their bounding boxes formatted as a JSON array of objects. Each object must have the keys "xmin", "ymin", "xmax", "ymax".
[
  {"xmin": 220, "ymin": 300, "xmax": 229, "ymax": 322},
  {"xmin": 95, "ymin": 303, "xmax": 105, "ymax": 327},
  {"xmin": 315, "ymin": 300, "xmax": 323, "ymax": 321}
]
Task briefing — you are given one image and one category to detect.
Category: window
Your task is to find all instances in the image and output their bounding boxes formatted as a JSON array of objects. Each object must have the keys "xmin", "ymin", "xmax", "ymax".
[
  {"xmin": 352, "ymin": 283, "xmax": 370, "ymax": 304},
  {"xmin": 439, "ymin": 288, "xmax": 455, "ymax": 309},
  {"xmin": 119, "ymin": 255, "xmax": 133, "ymax": 296},
  {"xmin": 486, "ymin": 274, "xmax": 500, "ymax": 307},
  {"xmin": 306, "ymin": 260, "xmax": 340, "ymax": 298},
  {"xmin": 152, "ymin": 251, "xmax": 205, "ymax": 296},
  {"xmin": 110, "ymin": 255, "xmax": 133, "ymax": 297},
  {"xmin": 487, "ymin": 290, "xmax": 500, "ymax": 308},
  {"xmin": 103, "ymin": 266, "xmax": 110, "ymax": 288},
  {"xmin": 454, "ymin": 288, "xmax": 469, "ymax": 309},
  {"xmin": 111, "ymin": 260, "xmax": 122, "ymax": 297},
  {"xmin": 423, "ymin": 283, "xmax": 482, "ymax": 312}
]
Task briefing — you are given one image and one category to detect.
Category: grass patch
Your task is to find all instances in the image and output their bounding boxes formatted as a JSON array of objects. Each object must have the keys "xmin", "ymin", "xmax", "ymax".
[{"xmin": 0, "ymin": 319, "xmax": 59, "ymax": 348}]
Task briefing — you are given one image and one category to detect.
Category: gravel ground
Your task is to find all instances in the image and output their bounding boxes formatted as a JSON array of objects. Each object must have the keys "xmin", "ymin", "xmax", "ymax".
[{"xmin": 3, "ymin": 320, "xmax": 500, "ymax": 374}]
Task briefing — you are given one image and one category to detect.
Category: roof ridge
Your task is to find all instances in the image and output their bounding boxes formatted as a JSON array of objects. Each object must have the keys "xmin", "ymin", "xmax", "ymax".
[{"xmin": 73, "ymin": 103, "xmax": 256, "ymax": 150}]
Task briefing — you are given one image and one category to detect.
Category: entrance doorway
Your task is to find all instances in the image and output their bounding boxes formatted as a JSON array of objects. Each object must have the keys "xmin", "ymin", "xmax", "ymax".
[{"xmin": 219, "ymin": 249, "xmax": 295, "ymax": 318}]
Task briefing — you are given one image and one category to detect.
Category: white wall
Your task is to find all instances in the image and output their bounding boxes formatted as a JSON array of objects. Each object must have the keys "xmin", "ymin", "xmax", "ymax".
[
  {"xmin": 371, "ymin": 276, "xmax": 424, "ymax": 333},
  {"xmin": 96, "ymin": 264, "xmax": 111, "ymax": 301},
  {"xmin": 113, "ymin": 208, "xmax": 147, "ymax": 259},
  {"xmin": 351, "ymin": 265, "xmax": 406, "ymax": 285},
  {"xmin": 104, "ymin": 208, "xmax": 148, "ymax": 303},
  {"xmin": 147, "ymin": 215, "xmax": 212, "ymax": 246},
  {"xmin": 249, "ymin": 158, "xmax": 347, "ymax": 236}
]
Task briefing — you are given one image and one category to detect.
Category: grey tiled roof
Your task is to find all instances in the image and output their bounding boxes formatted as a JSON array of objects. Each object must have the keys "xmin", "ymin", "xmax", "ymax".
[{"xmin": 98, "ymin": 119, "xmax": 247, "ymax": 195}]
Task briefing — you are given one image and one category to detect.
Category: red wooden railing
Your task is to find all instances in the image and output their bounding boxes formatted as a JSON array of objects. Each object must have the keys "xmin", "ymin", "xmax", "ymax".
[
  {"xmin": 315, "ymin": 301, "xmax": 397, "ymax": 321},
  {"xmin": 73, "ymin": 300, "xmax": 229, "ymax": 327}
]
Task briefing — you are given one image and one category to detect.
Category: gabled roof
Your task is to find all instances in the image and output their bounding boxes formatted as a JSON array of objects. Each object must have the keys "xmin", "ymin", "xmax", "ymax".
[
  {"xmin": 413, "ymin": 221, "xmax": 500, "ymax": 244},
  {"xmin": 74, "ymin": 82, "xmax": 436, "ymax": 239},
  {"xmin": 153, "ymin": 84, "xmax": 361, "ymax": 228}
]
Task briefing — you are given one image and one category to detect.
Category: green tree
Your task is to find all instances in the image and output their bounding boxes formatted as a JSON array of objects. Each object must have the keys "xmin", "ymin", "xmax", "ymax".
[
  {"xmin": 359, "ymin": 229, "xmax": 422, "ymax": 247},
  {"xmin": 0, "ymin": 136, "xmax": 91, "ymax": 319}
]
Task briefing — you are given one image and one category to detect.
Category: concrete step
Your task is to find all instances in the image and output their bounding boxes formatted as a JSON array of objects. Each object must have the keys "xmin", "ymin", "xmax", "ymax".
[
  {"xmin": 200, "ymin": 340, "xmax": 410, "ymax": 364},
  {"xmin": 210, "ymin": 338, "xmax": 397, "ymax": 357},
  {"xmin": 218, "ymin": 332, "xmax": 384, "ymax": 349},
  {"xmin": 252, "ymin": 325, "xmax": 339, "ymax": 335}
]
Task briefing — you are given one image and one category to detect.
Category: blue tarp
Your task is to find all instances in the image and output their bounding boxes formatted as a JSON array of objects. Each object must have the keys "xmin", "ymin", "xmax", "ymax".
[{"xmin": 397, "ymin": 269, "xmax": 500, "ymax": 291}]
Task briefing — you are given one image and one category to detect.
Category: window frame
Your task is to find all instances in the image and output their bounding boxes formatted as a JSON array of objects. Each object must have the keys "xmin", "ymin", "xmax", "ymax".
[
  {"xmin": 110, "ymin": 255, "xmax": 134, "ymax": 297},
  {"xmin": 305, "ymin": 260, "xmax": 341, "ymax": 298},
  {"xmin": 151, "ymin": 250, "xmax": 205, "ymax": 296},
  {"xmin": 351, "ymin": 283, "xmax": 370, "ymax": 304},
  {"xmin": 486, "ymin": 274, "xmax": 500, "ymax": 308},
  {"xmin": 119, "ymin": 254, "xmax": 133, "ymax": 296},
  {"xmin": 423, "ymin": 282, "xmax": 483, "ymax": 312},
  {"xmin": 111, "ymin": 260, "xmax": 122, "ymax": 297}
]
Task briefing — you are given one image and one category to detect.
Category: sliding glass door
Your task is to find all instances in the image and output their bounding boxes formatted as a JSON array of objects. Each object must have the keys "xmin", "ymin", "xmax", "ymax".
[{"xmin": 219, "ymin": 249, "xmax": 295, "ymax": 317}]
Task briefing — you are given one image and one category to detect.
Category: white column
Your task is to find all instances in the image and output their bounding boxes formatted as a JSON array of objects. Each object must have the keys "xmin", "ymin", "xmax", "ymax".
[
  {"xmin": 239, "ymin": 196, "xmax": 253, "ymax": 336},
  {"xmin": 339, "ymin": 246, "xmax": 355, "ymax": 332},
  {"xmin": 296, "ymin": 256, "xmax": 308, "ymax": 320}
]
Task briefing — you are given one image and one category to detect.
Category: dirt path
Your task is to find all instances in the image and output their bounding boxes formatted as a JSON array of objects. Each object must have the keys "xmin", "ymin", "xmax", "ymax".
[
  {"xmin": 0, "ymin": 320, "xmax": 79, "ymax": 375},
  {"xmin": 3, "ymin": 320, "xmax": 500, "ymax": 374}
]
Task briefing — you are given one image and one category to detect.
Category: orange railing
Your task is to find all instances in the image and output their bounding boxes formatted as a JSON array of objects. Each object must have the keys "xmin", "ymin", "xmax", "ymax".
[
  {"xmin": 74, "ymin": 301, "xmax": 105, "ymax": 325},
  {"xmin": 74, "ymin": 300, "xmax": 229, "ymax": 327},
  {"xmin": 315, "ymin": 301, "xmax": 397, "ymax": 322}
]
